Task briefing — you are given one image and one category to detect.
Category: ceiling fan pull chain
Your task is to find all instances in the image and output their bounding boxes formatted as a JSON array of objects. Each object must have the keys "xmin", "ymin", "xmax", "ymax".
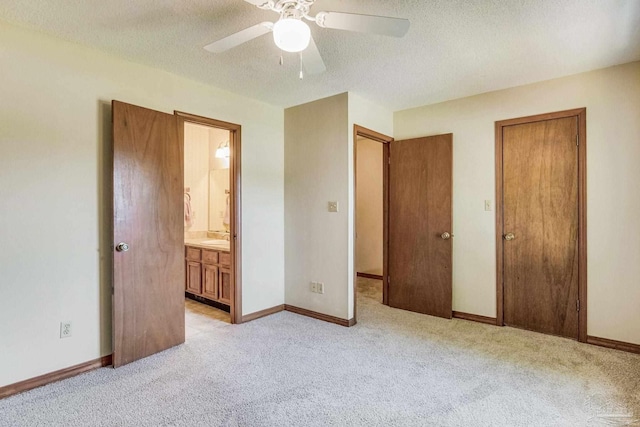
[{"xmin": 299, "ymin": 53, "xmax": 304, "ymax": 80}]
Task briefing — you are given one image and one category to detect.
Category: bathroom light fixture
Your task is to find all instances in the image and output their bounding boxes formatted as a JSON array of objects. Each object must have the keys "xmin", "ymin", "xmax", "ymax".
[
  {"xmin": 272, "ymin": 18, "xmax": 311, "ymax": 53},
  {"xmin": 215, "ymin": 140, "xmax": 230, "ymax": 159}
]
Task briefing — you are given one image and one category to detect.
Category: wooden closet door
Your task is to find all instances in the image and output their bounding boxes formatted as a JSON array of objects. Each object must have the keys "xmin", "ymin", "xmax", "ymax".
[
  {"xmin": 502, "ymin": 116, "xmax": 579, "ymax": 338},
  {"xmin": 388, "ymin": 134, "xmax": 453, "ymax": 318},
  {"xmin": 112, "ymin": 101, "xmax": 185, "ymax": 368}
]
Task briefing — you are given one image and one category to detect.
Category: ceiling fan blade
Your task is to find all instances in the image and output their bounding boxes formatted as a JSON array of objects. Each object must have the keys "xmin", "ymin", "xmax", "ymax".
[
  {"xmin": 204, "ymin": 22, "xmax": 273, "ymax": 53},
  {"xmin": 301, "ymin": 36, "xmax": 326, "ymax": 75},
  {"xmin": 315, "ymin": 11, "xmax": 409, "ymax": 37},
  {"xmin": 244, "ymin": 0, "xmax": 271, "ymax": 7}
]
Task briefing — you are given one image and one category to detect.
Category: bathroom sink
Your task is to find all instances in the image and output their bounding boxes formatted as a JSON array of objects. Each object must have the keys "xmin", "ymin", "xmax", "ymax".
[{"xmin": 200, "ymin": 239, "xmax": 229, "ymax": 246}]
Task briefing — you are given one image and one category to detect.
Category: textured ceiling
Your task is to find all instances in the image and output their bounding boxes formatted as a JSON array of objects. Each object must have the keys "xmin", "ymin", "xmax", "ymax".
[{"xmin": 0, "ymin": 0, "xmax": 638, "ymax": 110}]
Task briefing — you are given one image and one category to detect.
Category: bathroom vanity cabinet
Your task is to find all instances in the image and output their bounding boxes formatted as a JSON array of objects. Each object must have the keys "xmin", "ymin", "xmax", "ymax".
[{"xmin": 185, "ymin": 245, "xmax": 231, "ymax": 306}]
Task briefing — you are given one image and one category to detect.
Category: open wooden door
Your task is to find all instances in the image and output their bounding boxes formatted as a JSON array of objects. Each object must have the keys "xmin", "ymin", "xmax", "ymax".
[
  {"xmin": 112, "ymin": 101, "xmax": 185, "ymax": 367},
  {"xmin": 388, "ymin": 134, "xmax": 453, "ymax": 319}
]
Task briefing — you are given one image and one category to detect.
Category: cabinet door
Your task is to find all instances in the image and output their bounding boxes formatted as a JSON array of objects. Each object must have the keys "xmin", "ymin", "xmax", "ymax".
[
  {"xmin": 186, "ymin": 261, "xmax": 202, "ymax": 295},
  {"xmin": 219, "ymin": 267, "xmax": 231, "ymax": 305},
  {"xmin": 202, "ymin": 264, "xmax": 219, "ymax": 301}
]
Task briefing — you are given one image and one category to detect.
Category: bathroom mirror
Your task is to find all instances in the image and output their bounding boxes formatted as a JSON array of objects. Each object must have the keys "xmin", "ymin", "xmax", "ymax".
[
  {"xmin": 208, "ymin": 168, "xmax": 230, "ymax": 232},
  {"xmin": 183, "ymin": 122, "xmax": 230, "ymax": 236}
]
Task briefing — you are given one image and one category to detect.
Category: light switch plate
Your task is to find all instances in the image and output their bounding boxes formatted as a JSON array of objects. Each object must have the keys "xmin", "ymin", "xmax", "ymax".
[
  {"xmin": 328, "ymin": 201, "xmax": 338, "ymax": 213},
  {"xmin": 484, "ymin": 200, "xmax": 492, "ymax": 211}
]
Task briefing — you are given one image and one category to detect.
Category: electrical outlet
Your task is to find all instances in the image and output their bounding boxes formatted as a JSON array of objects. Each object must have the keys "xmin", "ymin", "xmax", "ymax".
[
  {"xmin": 60, "ymin": 322, "xmax": 72, "ymax": 338},
  {"xmin": 328, "ymin": 201, "xmax": 338, "ymax": 213},
  {"xmin": 310, "ymin": 281, "xmax": 325, "ymax": 294}
]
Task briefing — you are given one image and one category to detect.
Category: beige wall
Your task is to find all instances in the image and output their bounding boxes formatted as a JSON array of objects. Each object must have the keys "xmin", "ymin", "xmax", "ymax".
[
  {"xmin": 0, "ymin": 20, "xmax": 285, "ymax": 387},
  {"xmin": 284, "ymin": 93, "xmax": 393, "ymax": 320},
  {"xmin": 285, "ymin": 94, "xmax": 350, "ymax": 319},
  {"xmin": 356, "ymin": 137, "xmax": 384, "ymax": 276},
  {"xmin": 394, "ymin": 61, "xmax": 640, "ymax": 345}
]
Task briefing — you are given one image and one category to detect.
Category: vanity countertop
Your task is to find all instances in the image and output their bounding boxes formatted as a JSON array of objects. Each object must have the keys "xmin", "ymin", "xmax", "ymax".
[{"xmin": 184, "ymin": 238, "xmax": 230, "ymax": 252}]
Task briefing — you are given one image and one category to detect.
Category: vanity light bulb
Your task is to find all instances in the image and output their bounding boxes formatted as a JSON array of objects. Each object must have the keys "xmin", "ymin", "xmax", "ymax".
[{"xmin": 215, "ymin": 144, "xmax": 230, "ymax": 159}]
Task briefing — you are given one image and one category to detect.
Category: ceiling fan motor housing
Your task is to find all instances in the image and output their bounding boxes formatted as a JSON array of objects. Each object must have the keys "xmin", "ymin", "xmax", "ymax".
[{"xmin": 259, "ymin": 0, "xmax": 317, "ymax": 22}]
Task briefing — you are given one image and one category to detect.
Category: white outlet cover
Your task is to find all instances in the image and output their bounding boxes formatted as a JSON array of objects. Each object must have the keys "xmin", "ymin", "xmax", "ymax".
[
  {"xmin": 484, "ymin": 200, "xmax": 492, "ymax": 211},
  {"xmin": 60, "ymin": 321, "xmax": 72, "ymax": 338},
  {"xmin": 328, "ymin": 201, "xmax": 338, "ymax": 213}
]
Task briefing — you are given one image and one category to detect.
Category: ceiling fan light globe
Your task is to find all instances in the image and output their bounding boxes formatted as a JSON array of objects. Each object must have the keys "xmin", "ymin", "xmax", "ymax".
[{"xmin": 273, "ymin": 18, "xmax": 311, "ymax": 53}]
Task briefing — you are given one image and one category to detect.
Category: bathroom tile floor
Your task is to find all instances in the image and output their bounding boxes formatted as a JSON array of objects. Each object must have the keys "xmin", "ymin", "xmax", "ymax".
[{"xmin": 185, "ymin": 298, "xmax": 230, "ymax": 339}]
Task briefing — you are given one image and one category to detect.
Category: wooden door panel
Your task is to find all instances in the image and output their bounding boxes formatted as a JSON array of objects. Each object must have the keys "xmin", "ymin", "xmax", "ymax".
[
  {"xmin": 112, "ymin": 101, "xmax": 184, "ymax": 368},
  {"xmin": 388, "ymin": 134, "xmax": 453, "ymax": 318},
  {"xmin": 502, "ymin": 117, "xmax": 579, "ymax": 338}
]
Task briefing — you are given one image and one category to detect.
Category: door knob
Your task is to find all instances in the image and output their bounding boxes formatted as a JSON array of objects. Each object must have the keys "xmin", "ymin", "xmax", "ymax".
[
  {"xmin": 441, "ymin": 232, "xmax": 453, "ymax": 240},
  {"xmin": 503, "ymin": 233, "xmax": 515, "ymax": 241},
  {"xmin": 116, "ymin": 242, "xmax": 130, "ymax": 252}
]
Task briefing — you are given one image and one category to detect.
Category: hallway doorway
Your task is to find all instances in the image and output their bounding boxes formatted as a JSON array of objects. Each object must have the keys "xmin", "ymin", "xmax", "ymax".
[{"xmin": 354, "ymin": 125, "xmax": 392, "ymax": 319}]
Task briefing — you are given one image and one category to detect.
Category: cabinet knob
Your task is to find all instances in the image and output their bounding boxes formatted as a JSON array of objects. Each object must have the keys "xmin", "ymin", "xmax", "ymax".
[{"xmin": 116, "ymin": 242, "xmax": 130, "ymax": 252}]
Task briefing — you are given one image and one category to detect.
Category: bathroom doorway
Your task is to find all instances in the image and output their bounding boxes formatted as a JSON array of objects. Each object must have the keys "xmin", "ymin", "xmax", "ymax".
[
  {"xmin": 177, "ymin": 111, "xmax": 242, "ymax": 328},
  {"xmin": 353, "ymin": 125, "xmax": 392, "ymax": 321},
  {"xmin": 111, "ymin": 102, "xmax": 242, "ymax": 367}
]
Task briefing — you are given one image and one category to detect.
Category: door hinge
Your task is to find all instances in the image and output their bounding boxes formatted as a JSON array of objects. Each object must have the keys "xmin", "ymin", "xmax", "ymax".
[
  {"xmin": 576, "ymin": 135, "xmax": 579, "ymax": 146},
  {"xmin": 388, "ymin": 156, "xmax": 391, "ymax": 165},
  {"xmin": 387, "ymin": 276, "xmax": 390, "ymax": 285},
  {"xmin": 576, "ymin": 299, "xmax": 580, "ymax": 312}
]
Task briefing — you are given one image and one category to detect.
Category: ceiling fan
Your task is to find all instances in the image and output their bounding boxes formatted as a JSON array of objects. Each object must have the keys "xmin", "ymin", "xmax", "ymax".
[{"xmin": 204, "ymin": 0, "xmax": 410, "ymax": 77}]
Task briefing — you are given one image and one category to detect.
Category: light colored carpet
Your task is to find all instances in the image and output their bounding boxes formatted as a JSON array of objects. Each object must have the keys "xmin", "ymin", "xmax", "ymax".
[{"xmin": 1, "ymin": 278, "xmax": 639, "ymax": 426}]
